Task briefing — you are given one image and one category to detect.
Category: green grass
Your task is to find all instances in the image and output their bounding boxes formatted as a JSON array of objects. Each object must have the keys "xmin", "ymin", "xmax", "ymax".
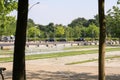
[
  {"xmin": 66, "ymin": 55, "xmax": 120, "ymax": 65},
  {"xmin": 66, "ymin": 59, "xmax": 98, "ymax": 65},
  {"xmin": 0, "ymin": 57, "xmax": 13, "ymax": 62},
  {"xmin": 0, "ymin": 47, "xmax": 120, "ymax": 62},
  {"xmin": 26, "ymin": 50, "xmax": 98, "ymax": 60},
  {"xmin": 64, "ymin": 45, "xmax": 98, "ymax": 50},
  {"xmin": 0, "ymin": 50, "xmax": 13, "ymax": 55},
  {"xmin": 26, "ymin": 47, "xmax": 120, "ymax": 60},
  {"xmin": 106, "ymin": 48, "xmax": 120, "ymax": 51}
]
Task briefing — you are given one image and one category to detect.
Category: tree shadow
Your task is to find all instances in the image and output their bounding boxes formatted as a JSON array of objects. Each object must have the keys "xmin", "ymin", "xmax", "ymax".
[
  {"xmin": 26, "ymin": 70, "xmax": 98, "ymax": 80},
  {"xmin": 4, "ymin": 70, "xmax": 12, "ymax": 79},
  {"xmin": 4, "ymin": 70, "xmax": 120, "ymax": 80}
]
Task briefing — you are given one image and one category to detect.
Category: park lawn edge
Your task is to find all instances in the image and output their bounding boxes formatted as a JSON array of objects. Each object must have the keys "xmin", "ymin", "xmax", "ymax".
[
  {"xmin": 66, "ymin": 55, "xmax": 120, "ymax": 65},
  {"xmin": 0, "ymin": 47, "xmax": 120, "ymax": 62}
]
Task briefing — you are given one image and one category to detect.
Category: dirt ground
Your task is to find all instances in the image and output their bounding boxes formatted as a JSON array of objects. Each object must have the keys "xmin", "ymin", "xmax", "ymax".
[{"xmin": 1, "ymin": 51, "xmax": 120, "ymax": 80}]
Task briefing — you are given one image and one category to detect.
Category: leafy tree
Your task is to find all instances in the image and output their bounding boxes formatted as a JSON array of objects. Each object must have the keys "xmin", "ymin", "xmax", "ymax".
[
  {"xmin": 55, "ymin": 25, "xmax": 65, "ymax": 37},
  {"xmin": 73, "ymin": 26, "xmax": 81, "ymax": 38},
  {"xmin": 28, "ymin": 26, "xmax": 40, "ymax": 38},
  {"xmin": 80, "ymin": 27, "xmax": 88, "ymax": 38},
  {"xmin": 85, "ymin": 19, "xmax": 98, "ymax": 27},
  {"xmin": 107, "ymin": 3, "xmax": 120, "ymax": 38},
  {"xmin": 98, "ymin": 0, "xmax": 106, "ymax": 80},
  {"xmin": 0, "ymin": 0, "xmax": 17, "ymax": 36},
  {"xmin": 86, "ymin": 23, "xmax": 99, "ymax": 39},
  {"xmin": 94, "ymin": 15, "xmax": 99, "ymax": 27},
  {"xmin": 38, "ymin": 22, "xmax": 55, "ymax": 38},
  {"xmin": 37, "ymin": 25, "xmax": 47, "ymax": 38},
  {"xmin": 105, "ymin": 14, "xmax": 113, "ymax": 38},
  {"xmin": 65, "ymin": 26, "xmax": 74, "ymax": 39},
  {"xmin": 27, "ymin": 18, "xmax": 36, "ymax": 40},
  {"xmin": 0, "ymin": 15, "xmax": 16, "ymax": 36},
  {"xmin": 27, "ymin": 18, "xmax": 35, "ymax": 28},
  {"xmin": 13, "ymin": 0, "xmax": 28, "ymax": 80},
  {"xmin": 68, "ymin": 17, "xmax": 87, "ymax": 27},
  {"xmin": 5, "ymin": 16, "xmax": 16, "ymax": 35},
  {"xmin": 46, "ymin": 23, "xmax": 55, "ymax": 38},
  {"xmin": 4, "ymin": 0, "xmax": 17, "ymax": 15}
]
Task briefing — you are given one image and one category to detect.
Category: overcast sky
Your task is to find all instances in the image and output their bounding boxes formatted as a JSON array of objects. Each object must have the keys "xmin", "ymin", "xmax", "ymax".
[{"xmin": 11, "ymin": 0, "xmax": 118, "ymax": 25}]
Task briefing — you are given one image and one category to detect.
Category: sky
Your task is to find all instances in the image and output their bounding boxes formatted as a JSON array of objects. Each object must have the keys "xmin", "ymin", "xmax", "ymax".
[{"xmin": 11, "ymin": 0, "xmax": 118, "ymax": 25}]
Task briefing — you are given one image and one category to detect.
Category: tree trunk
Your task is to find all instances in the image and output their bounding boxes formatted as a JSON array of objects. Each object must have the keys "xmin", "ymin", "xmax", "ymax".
[
  {"xmin": 98, "ymin": 0, "xmax": 106, "ymax": 80},
  {"xmin": 12, "ymin": 0, "xmax": 28, "ymax": 80}
]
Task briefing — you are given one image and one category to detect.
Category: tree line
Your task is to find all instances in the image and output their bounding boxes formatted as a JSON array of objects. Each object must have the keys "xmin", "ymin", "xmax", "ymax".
[
  {"xmin": 27, "ymin": 18, "xmax": 99, "ymax": 41},
  {"xmin": 0, "ymin": 1, "xmax": 120, "ymax": 41},
  {"xmin": 27, "ymin": 8, "xmax": 120, "ymax": 41}
]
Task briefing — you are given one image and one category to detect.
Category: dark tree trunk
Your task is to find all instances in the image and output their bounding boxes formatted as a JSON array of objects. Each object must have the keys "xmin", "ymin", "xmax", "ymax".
[
  {"xmin": 98, "ymin": 0, "xmax": 106, "ymax": 80},
  {"xmin": 12, "ymin": 0, "xmax": 28, "ymax": 80}
]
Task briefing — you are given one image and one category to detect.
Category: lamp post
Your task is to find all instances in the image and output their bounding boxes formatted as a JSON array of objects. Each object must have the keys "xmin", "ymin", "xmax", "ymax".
[
  {"xmin": 27, "ymin": 2, "xmax": 40, "ymax": 42},
  {"xmin": 29, "ymin": 2, "xmax": 40, "ymax": 11}
]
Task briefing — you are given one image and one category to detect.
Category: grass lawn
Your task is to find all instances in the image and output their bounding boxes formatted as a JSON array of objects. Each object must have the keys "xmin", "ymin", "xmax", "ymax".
[
  {"xmin": 0, "ymin": 47, "xmax": 120, "ymax": 62},
  {"xmin": 0, "ymin": 50, "xmax": 13, "ymax": 55},
  {"xmin": 64, "ymin": 45, "xmax": 98, "ymax": 50}
]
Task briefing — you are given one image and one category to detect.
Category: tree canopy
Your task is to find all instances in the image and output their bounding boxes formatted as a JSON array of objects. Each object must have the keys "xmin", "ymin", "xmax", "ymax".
[{"xmin": 0, "ymin": 0, "xmax": 17, "ymax": 37}]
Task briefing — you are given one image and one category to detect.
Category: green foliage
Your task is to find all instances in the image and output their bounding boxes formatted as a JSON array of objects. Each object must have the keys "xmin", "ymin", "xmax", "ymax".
[
  {"xmin": 65, "ymin": 27, "xmax": 73, "ymax": 39},
  {"xmin": 27, "ymin": 18, "xmax": 35, "ymax": 28},
  {"xmin": 5, "ymin": 16, "xmax": 16, "ymax": 35},
  {"xmin": 94, "ymin": 15, "xmax": 99, "ymax": 27},
  {"xmin": 107, "ymin": 3, "xmax": 120, "ymax": 38},
  {"xmin": 86, "ymin": 23, "xmax": 99, "ymax": 38},
  {"xmin": 80, "ymin": 27, "xmax": 87, "ymax": 37},
  {"xmin": 73, "ymin": 26, "xmax": 82, "ymax": 38},
  {"xmin": 28, "ymin": 26, "xmax": 41, "ymax": 38},
  {"xmin": 4, "ymin": 0, "xmax": 17, "ymax": 15},
  {"xmin": 0, "ymin": 0, "xmax": 17, "ymax": 36},
  {"xmin": 0, "ymin": 0, "xmax": 4, "ymax": 11},
  {"xmin": 68, "ymin": 17, "xmax": 87, "ymax": 27},
  {"xmin": 0, "ymin": 0, "xmax": 17, "ymax": 15},
  {"xmin": 38, "ymin": 23, "xmax": 55, "ymax": 38},
  {"xmin": 55, "ymin": 25, "xmax": 65, "ymax": 37},
  {"xmin": 0, "ymin": 16, "xmax": 16, "ymax": 36}
]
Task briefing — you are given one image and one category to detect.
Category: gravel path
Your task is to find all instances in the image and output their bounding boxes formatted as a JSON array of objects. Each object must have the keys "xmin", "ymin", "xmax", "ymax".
[{"xmin": 1, "ymin": 51, "xmax": 120, "ymax": 80}]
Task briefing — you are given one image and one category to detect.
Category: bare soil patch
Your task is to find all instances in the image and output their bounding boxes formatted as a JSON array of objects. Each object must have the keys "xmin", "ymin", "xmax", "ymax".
[{"xmin": 1, "ymin": 51, "xmax": 120, "ymax": 80}]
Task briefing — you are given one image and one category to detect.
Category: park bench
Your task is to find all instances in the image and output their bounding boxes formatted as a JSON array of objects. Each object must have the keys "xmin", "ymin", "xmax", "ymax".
[{"xmin": 0, "ymin": 67, "xmax": 6, "ymax": 80}]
